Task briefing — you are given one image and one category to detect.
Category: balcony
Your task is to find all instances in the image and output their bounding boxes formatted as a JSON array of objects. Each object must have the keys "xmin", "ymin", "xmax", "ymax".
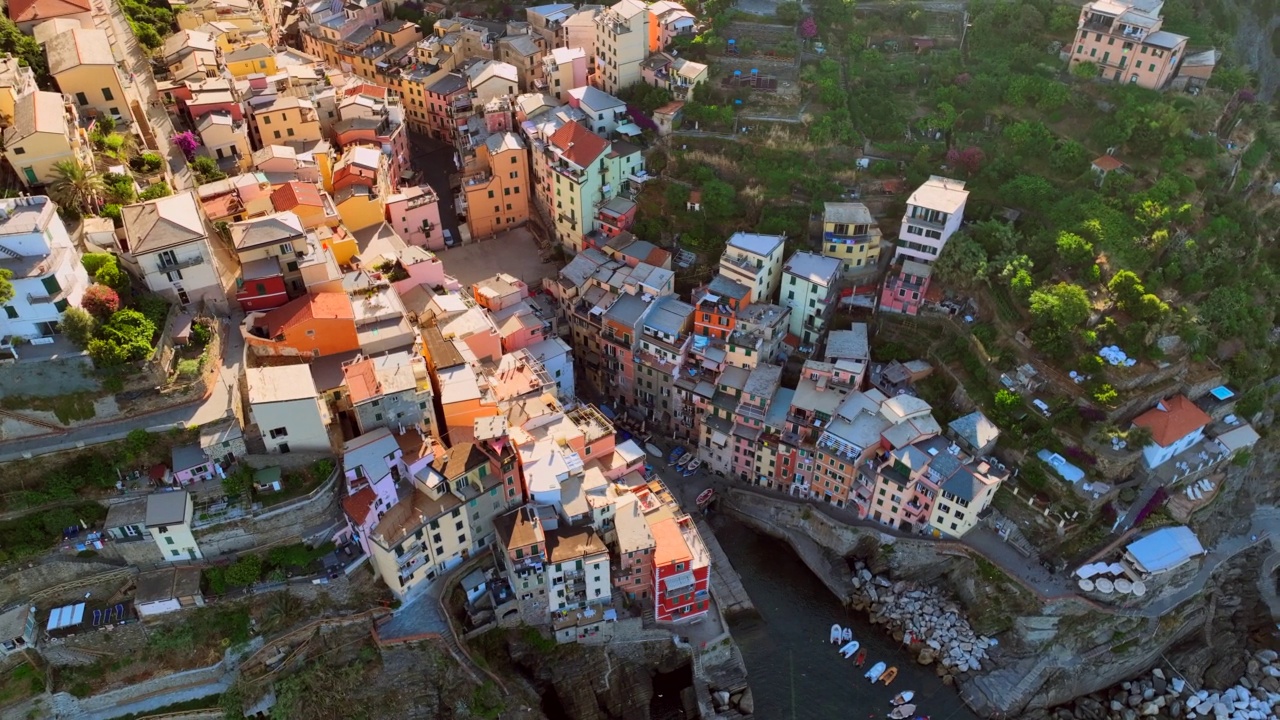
[
  {"xmin": 156, "ymin": 255, "xmax": 205, "ymax": 272},
  {"xmin": 550, "ymin": 162, "xmax": 586, "ymax": 183}
]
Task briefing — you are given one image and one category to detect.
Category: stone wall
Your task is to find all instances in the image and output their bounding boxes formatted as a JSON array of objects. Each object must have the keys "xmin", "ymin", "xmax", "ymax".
[
  {"xmin": 194, "ymin": 473, "xmax": 341, "ymax": 558},
  {"xmin": 0, "ymin": 558, "xmax": 130, "ymax": 607}
]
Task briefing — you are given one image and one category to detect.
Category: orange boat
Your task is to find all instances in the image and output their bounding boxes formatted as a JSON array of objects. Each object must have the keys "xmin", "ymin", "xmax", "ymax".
[
  {"xmin": 880, "ymin": 666, "xmax": 899, "ymax": 685},
  {"xmin": 854, "ymin": 649, "xmax": 867, "ymax": 666}
]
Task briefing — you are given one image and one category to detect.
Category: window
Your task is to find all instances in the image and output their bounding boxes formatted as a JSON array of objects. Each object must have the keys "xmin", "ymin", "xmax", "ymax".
[
  {"xmin": 3, "ymin": 306, "xmax": 16, "ymax": 319},
  {"xmin": 75, "ymin": 92, "xmax": 88, "ymax": 106},
  {"xmin": 12, "ymin": 147, "xmax": 23, "ymax": 155},
  {"xmin": 273, "ymin": 130, "xmax": 281, "ymax": 139},
  {"xmin": 263, "ymin": 115, "xmax": 272, "ymax": 124},
  {"xmin": 165, "ymin": 270, "xmax": 182, "ymax": 282},
  {"xmin": 171, "ymin": 549, "xmax": 181, "ymax": 557},
  {"xmin": 269, "ymin": 427, "xmax": 288, "ymax": 439},
  {"xmin": 287, "ymin": 128, "xmax": 295, "ymax": 137}
]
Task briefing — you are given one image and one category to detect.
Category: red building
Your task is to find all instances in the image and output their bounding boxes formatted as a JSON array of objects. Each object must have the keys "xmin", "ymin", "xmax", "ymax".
[
  {"xmin": 235, "ymin": 257, "xmax": 289, "ymax": 311},
  {"xmin": 649, "ymin": 513, "xmax": 710, "ymax": 623},
  {"xmin": 693, "ymin": 275, "xmax": 750, "ymax": 341}
]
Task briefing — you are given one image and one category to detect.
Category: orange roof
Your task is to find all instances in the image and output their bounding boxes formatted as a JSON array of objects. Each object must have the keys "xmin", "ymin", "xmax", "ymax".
[
  {"xmin": 1092, "ymin": 155, "xmax": 1125, "ymax": 172},
  {"xmin": 259, "ymin": 292, "xmax": 354, "ymax": 337},
  {"xmin": 342, "ymin": 357, "xmax": 380, "ymax": 404},
  {"xmin": 271, "ymin": 181, "xmax": 324, "ymax": 212},
  {"xmin": 342, "ymin": 486, "xmax": 378, "ymax": 525},
  {"xmin": 9, "ymin": 0, "xmax": 90, "ymax": 23},
  {"xmin": 344, "ymin": 82, "xmax": 388, "ymax": 98},
  {"xmin": 1132, "ymin": 395, "xmax": 1211, "ymax": 447},
  {"xmin": 548, "ymin": 121, "xmax": 608, "ymax": 168},
  {"xmin": 201, "ymin": 193, "xmax": 242, "ymax": 220},
  {"xmin": 649, "ymin": 516, "xmax": 691, "ymax": 568}
]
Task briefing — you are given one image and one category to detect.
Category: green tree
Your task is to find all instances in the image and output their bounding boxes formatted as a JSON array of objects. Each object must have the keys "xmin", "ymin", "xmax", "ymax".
[
  {"xmin": 82, "ymin": 253, "xmax": 116, "ymax": 276},
  {"xmin": 1135, "ymin": 293, "xmax": 1170, "ymax": 320},
  {"xmin": 1070, "ymin": 61, "xmax": 1099, "ymax": 81},
  {"xmin": 1092, "ymin": 383, "xmax": 1118, "ymax": 405},
  {"xmin": 1003, "ymin": 120, "xmax": 1053, "ymax": 158},
  {"xmin": 1050, "ymin": 140, "xmax": 1089, "ymax": 175},
  {"xmin": 1055, "ymin": 232, "xmax": 1095, "ymax": 267},
  {"xmin": 775, "ymin": 0, "xmax": 802, "ymax": 23},
  {"xmin": 60, "ymin": 307, "xmax": 96, "ymax": 347},
  {"xmin": 47, "ymin": 160, "xmax": 104, "ymax": 214},
  {"xmin": 94, "ymin": 262, "xmax": 130, "ymax": 293},
  {"xmin": 190, "ymin": 156, "xmax": 227, "ymax": 183},
  {"xmin": 994, "ymin": 388, "xmax": 1020, "ymax": 415},
  {"xmin": 123, "ymin": 428, "xmax": 156, "ymax": 461},
  {"xmin": 700, "ymin": 179, "xmax": 737, "ymax": 220},
  {"xmin": 88, "ymin": 309, "xmax": 156, "ymax": 366},
  {"xmin": 1107, "ymin": 269, "xmax": 1145, "ymax": 307},
  {"xmin": 1029, "ymin": 282, "xmax": 1091, "ymax": 328},
  {"xmin": 931, "ymin": 231, "xmax": 989, "ymax": 289},
  {"xmin": 999, "ymin": 174, "xmax": 1055, "ymax": 212},
  {"xmin": 0, "ymin": 268, "xmax": 11, "ymax": 306},
  {"xmin": 225, "ymin": 554, "xmax": 262, "ymax": 587}
]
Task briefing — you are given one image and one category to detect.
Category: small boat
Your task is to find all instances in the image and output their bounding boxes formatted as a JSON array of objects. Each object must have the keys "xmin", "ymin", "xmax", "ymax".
[
  {"xmin": 854, "ymin": 649, "xmax": 867, "ymax": 666},
  {"xmin": 682, "ymin": 458, "xmax": 701, "ymax": 476},
  {"xmin": 864, "ymin": 662, "xmax": 887, "ymax": 682},
  {"xmin": 888, "ymin": 704, "xmax": 917, "ymax": 719},
  {"xmin": 880, "ymin": 666, "xmax": 899, "ymax": 685},
  {"xmin": 830, "ymin": 624, "xmax": 843, "ymax": 644},
  {"xmin": 675, "ymin": 453, "xmax": 693, "ymax": 469},
  {"xmin": 892, "ymin": 691, "xmax": 915, "ymax": 706},
  {"xmin": 841, "ymin": 627, "xmax": 853, "ymax": 642},
  {"xmin": 839, "ymin": 641, "xmax": 860, "ymax": 659},
  {"xmin": 696, "ymin": 488, "xmax": 715, "ymax": 507},
  {"xmin": 667, "ymin": 446, "xmax": 686, "ymax": 464}
]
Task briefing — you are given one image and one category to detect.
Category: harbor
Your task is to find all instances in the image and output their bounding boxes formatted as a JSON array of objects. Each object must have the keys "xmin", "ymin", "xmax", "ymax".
[{"xmin": 711, "ymin": 520, "xmax": 979, "ymax": 720}]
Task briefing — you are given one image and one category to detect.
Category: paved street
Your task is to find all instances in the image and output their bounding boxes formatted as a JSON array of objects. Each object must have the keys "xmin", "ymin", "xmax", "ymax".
[{"xmin": 433, "ymin": 227, "xmax": 558, "ymax": 288}]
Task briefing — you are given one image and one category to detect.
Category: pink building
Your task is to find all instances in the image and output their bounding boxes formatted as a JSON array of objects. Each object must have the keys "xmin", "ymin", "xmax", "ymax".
[
  {"xmin": 473, "ymin": 273, "xmax": 529, "ymax": 312},
  {"xmin": 390, "ymin": 246, "xmax": 459, "ymax": 296},
  {"xmin": 492, "ymin": 300, "xmax": 546, "ymax": 353},
  {"xmin": 1069, "ymin": 0, "xmax": 1188, "ymax": 89},
  {"xmin": 879, "ymin": 260, "xmax": 933, "ymax": 316},
  {"xmin": 171, "ymin": 445, "xmax": 215, "ymax": 485},
  {"xmin": 385, "ymin": 185, "xmax": 443, "ymax": 249}
]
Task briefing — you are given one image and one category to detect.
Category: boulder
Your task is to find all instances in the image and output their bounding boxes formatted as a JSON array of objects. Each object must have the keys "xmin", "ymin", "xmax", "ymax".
[
  {"xmin": 917, "ymin": 648, "xmax": 936, "ymax": 665},
  {"xmin": 1259, "ymin": 676, "xmax": 1280, "ymax": 693},
  {"xmin": 714, "ymin": 691, "xmax": 730, "ymax": 708},
  {"xmin": 1153, "ymin": 668, "xmax": 1166, "ymax": 680},
  {"xmin": 1256, "ymin": 650, "xmax": 1277, "ymax": 664},
  {"xmin": 1140, "ymin": 701, "xmax": 1161, "ymax": 716},
  {"xmin": 1153, "ymin": 676, "xmax": 1167, "ymax": 694},
  {"xmin": 736, "ymin": 688, "xmax": 754, "ymax": 715}
]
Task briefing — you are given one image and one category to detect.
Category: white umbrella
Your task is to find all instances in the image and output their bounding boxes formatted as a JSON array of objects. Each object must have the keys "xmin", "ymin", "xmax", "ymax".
[
  {"xmin": 1096, "ymin": 578, "xmax": 1115, "ymax": 593},
  {"xmin": 1131, "ymin": 581, "xmax": 1146, "ymax": 597},
  {"xmin": 1078, "ymin": 578, "xmax": 1095, "ymax": 591},
  {"xmin": 1114, "ymin": 578, "xmax": 1133, "ymax": 594},
  {"xmin": 1076, "ymin": 565, "xmax": 1097, "ymax": 579}
]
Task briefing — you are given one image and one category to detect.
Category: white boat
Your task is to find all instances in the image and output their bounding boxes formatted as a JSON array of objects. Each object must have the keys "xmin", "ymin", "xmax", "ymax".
[
  {"xmin": 889, "ymin": 704, "xmax": 917, "ymax": 719},
  {"xmin": 892, "ymin": 691, "xmax": 915, "ymax": 705},
  {"xmin": 830, "ymin": 624, "xmax": 843, "ymax": 644},
  {"xmin": 839, "ymin": 640, "xmax": 860, "ymax": 658},
  {"xmin": 674, "ymin": 453, "xmax": 692, "ymax": 469},
  {"xmin": 841, "ymin": 627, "xmax": 852, "ymax": 642},
  {"xmin": 864, "ymin": 661, "xmax": 887, "ymax": 682}
]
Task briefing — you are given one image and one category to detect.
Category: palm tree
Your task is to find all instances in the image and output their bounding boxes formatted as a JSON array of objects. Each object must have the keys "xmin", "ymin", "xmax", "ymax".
[{"xmin": 47, "ymin": 160, "xmax": 104, "ymax": 214}]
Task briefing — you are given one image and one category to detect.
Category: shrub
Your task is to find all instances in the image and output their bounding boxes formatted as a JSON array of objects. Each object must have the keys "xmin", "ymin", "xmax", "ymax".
[
  {"xmin": 131, "ymin": 153, "xmax": 164, "ymax": 173},
  {"xmin": 191, "ymin": 321, "xmax": 212, "ymax": 346},
  {"xmin": 81, "ymin": 284, "xmax": 120, "ymax": 318},
  {"xmin": 89, "ymin": 309, "xmax": 156, "ymax": 367},
  {"xmin": 1092, "ymin": 383, "xmax": 1119, "ymax": 405},
  {"xmin": 94, "ymin": 262, "xmax": 129, "ymax": 293},
  {"xmin": 171, "ymin": 131, "xmax": 198, "ymax": 161},
  {"xmin": 61, "ymin": 307, "xmax": 96, "ymax": 347},
  {"xmin": 139, "ymin": 182, "xmax": 172, "ymax": 201},
  {"xmin": 81, "ymin": 253, "xmax": 116, "ymax": 276},
  {"xmin": 224, "ymin": 554, "xmax": 263, "ymax": 587}
]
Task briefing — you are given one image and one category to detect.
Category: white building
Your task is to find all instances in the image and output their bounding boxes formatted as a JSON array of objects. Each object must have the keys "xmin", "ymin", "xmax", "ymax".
[
  {"xmin": 894, "ymin": 176, "xmax": 969, "ymax": 265},
  {"xmin": 120, "ymin": 191, "xmax": 228, "ymax": 311},
  {"xmin": 526, "ymin": 336, "xmax": 575, "ymax": 398},
  {"xmin": 246, "ymin": 365, "xmax": 332, "ymax": 453},
  {"xmin": 567, "ymin": 85, "xmax": 627, "ymax": 138},
  {"xmin": 0, "ymin": 196, "xmax": 89, "ymax": 341},
  {"xmin": 1132, "ymin": 395, "xmax": 1212, "ymax": 470},
  {"xmin": 719, "ymin": 232, "xmax": 785, "ymax": 304},
  {"xmin": 781, "ymin": 251, "xmax": 842, "ymax": 346},
  {"xmin": 146, "ymin": 491, "xmax": 203, "ymax": 561},
  {"xmin": 545, "ymin": 526, "xmax": 612, "ymax": 614}
]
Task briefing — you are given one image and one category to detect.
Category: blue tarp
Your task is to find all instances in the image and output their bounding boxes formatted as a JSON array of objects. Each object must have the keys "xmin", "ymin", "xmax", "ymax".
[
  {"xmin": 1125, "ymin": 526, "xmax": 1205, "ymax": 574},
  {"xmin": 1036, "ymin": 449, "xmax": 1084, "ymax": 483}
]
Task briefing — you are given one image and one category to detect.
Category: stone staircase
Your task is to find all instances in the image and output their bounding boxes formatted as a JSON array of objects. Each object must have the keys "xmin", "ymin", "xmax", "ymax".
[{"xmin": 966, "ymin": 654, "xmax": 1058, "ymax": 716}]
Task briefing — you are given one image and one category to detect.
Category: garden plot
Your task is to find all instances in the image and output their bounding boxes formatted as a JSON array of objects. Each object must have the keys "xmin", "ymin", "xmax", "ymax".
[{"xmin": 712, "ymin": 22, "xmax": 803, "ymax": 107}]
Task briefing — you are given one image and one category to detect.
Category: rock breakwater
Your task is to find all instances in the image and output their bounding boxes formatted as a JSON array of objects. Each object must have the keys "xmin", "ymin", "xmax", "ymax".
[
  {"xmin": 1050, "ymin": 649, "xmax": 1280, "ymax": 720},
  {"xmin": 850, "ymin": 561, "xmax": 995, "ymax": 683}
]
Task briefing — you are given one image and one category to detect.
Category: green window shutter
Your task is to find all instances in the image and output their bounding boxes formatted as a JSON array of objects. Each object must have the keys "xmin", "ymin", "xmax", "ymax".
[
  {"xmin": 41, "ymin": 275, "xmax": 60, "ymax": 295},
  {"xmin": 54, "ymin": 299, "xmax": 69, "ymax": 312},
  {"xmin": 4, "ymin": 306, "xmax": 16, "ymax": 319}
]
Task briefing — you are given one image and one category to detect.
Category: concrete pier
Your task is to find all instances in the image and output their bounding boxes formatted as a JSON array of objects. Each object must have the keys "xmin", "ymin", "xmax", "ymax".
[{"xmin": 696, "ymin": 516, "xmax": 756, "ymax": 615}]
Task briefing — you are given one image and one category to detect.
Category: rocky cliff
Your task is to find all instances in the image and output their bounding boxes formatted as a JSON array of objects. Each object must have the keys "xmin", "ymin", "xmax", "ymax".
[{"xmin": 488, "ymin": 630, "xmax": 693, "ymax": 720}]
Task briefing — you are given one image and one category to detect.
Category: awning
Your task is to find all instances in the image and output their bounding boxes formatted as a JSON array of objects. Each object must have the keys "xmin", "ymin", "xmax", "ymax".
[
  {"xmin": 616, "ymin": 122, "xmax": 642, "ymax": 136},
  {"xmin": 662, "ymin": 571, "xmax": 696, "ymax": 594}
]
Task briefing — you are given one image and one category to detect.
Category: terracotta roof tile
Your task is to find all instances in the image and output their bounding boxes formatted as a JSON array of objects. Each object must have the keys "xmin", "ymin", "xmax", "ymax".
[
  {"xmin": 548, "ymin": 121, "xmax": 608, "ymax": 168},
  {"xmin": 1132, "ymin": 395, "xmax": 1211, "ymax": 447},
  {"xmin": 9, "ymin": 0, "xmax": 91, "ymax": 24},
  {"xmin": 342, "ymin": 486, "xmax": 378, "ymax": 525},
  {"xmin": 271, "ymin": 181, "xmax": 324, "ymax": 211},
  {"xmin": 259, "ymin": 292, "xmax": 354, "ymax": 337}
]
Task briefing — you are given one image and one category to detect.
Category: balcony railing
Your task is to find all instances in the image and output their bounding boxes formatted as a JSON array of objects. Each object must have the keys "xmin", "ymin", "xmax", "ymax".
[{"xmin": 157, "ymin": 255, "xmax": 205, "ymax": 272}]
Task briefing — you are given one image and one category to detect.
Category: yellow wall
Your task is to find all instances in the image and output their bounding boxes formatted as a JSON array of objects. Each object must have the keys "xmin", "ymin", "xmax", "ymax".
[
  {"xmin": 0, "ymin": 87, "xmax": 18, "ymax": 127},
  {"xmin": 56, "ymin": 65, "xmax": 126, "ymax": 122},
  {"xmin": 226, "ymin": 48, "xmax": 278, "ymax": 78},
  {"xmin": 251, "ymin": 107, "xmax": 322, "ymax": 146},
  {"xmin": 5, "ymin": 132, "xmax": 75, "ymax": 187},
  {"xmin": 463, "ymin": 144, "xmax": 530, "ymax": 240},
  {"xmin": 177, "ymin": 10, "xmax": 259, "ymax": 32},
  {"xmin": 336, "ymin": 194, "xmax": 384, "ymax": 232},
  {"xmin": 329, "ymin": 231, "xmax": 358, "ymax": 265}
]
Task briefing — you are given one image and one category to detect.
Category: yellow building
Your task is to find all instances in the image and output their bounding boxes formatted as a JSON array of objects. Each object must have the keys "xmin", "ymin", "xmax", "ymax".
[
  {"xmin": 821, "ymin": 202, "xmax": 883, "ymax": 281},
  {"xmin": 332, "ymin": 146, "xmax": 390, "ymax": 232},
  {"xmin": 2, "ymin": 91, "xmax": 93, "ymax": 187},
  {"xmin": 46, "ymin": 28, "xmax": 127, "ymax": 124},
  {"xmin": 224, "ymin": 43, "xmax": 277, "ymax": 78},
  {"xmin": 462, "ymin": 132, "xmax": 530, "ymax": 240},
  {"xmin": 247, "ymin": 96, "xmax": 322, "ymax": 150}
]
